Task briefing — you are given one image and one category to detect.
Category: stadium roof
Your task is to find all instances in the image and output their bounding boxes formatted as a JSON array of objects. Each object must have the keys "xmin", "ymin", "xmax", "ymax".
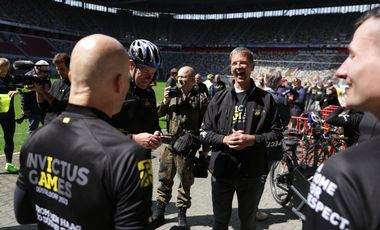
[{"xmin": 83, "ymin": 0, "xmax": 378, "ymax": 14}]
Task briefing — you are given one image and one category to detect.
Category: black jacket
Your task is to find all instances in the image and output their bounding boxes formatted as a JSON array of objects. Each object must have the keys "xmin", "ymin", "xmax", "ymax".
[
  {"xmin": 200, "ymin": 81, "xmax": 283, "ymax": 178},
  {"xmin": 112, "ymin": 80, "xmax": 160, "ymax": 136},
  {"xmin": 325, "ymin": 106, "xmax": 363, "ymax": 146}
]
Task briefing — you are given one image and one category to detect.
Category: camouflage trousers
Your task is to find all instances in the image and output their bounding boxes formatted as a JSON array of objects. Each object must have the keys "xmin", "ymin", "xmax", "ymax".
[{"xmin": 156, "ymin": 146, "xmax": 194, "ymax": 208}]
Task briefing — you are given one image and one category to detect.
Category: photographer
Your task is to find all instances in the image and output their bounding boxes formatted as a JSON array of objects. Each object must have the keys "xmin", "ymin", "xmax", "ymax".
[
  {"xmin": 0, "ymin": 57, "xmax": 19, "ymax": 173},
  {"xmin": 18, "ymin": 60, "xmax": 51, "ymax": 135},
  {"xmin": 35, "ymin": 53, "xmax": 70, "ymax": 124},
  {"xmin": 153, "ymin": 66, "xmax": 209, "ymax": 228}
]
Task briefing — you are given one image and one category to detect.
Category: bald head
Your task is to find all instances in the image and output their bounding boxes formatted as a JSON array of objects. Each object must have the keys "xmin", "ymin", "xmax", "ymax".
[
  {"xmin": 69, "ymin": 34, "xmax": 130, "ymax": 116},
  {"xmin": 0, "ymin": 58, "xmax": 10, "ymax": 77},
  {"xmin": 178, "ymin": 66, "xmax": 195, "ymax": 93}
]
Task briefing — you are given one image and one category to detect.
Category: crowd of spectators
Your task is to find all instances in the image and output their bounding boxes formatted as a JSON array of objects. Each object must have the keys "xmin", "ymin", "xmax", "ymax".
[
  {"xmin": 0, "ymin": 0, "xmax": 360, "ymax": 47},
  {"xmin": 0, "ymin": 0, "xmax": 359, "ymax": 80}
]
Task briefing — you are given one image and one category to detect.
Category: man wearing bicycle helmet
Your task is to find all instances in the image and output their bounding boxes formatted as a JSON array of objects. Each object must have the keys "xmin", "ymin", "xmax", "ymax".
[
  {"xmin": 113, "ymin": 39, "xmax": 163, "ymax": 153},
  {"xmin": 304, "ymin": 7, "xmax": 380, "ymax": 230}
]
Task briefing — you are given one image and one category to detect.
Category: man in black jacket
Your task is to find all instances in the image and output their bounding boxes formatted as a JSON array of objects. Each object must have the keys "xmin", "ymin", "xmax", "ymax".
[
  {"xmin": 35, "ymin": 53, "xmax": 70, "ymax": 124},
  {"xmin": 14, "ymin": 34, "xmax": 154, "ymax": 229},
  {"xmin": 200, "ymin": 47, "xmax": 283, "ymax": 230}
]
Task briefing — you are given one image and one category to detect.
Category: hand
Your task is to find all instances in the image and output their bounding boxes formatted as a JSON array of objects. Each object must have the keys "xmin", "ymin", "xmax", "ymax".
[
  {"xmin": 163, "ymin": 87, "xmax": 170, "ymax": 104},
  {"xmin": 133, "ymin": 132, "xmax": 162, "ymax": 150},
  {"xmin": 30, "ymin": 83, "xmax": 44, "ymax": 93},
  {"xmin": 8, "ymin": 91, "xmax": 19, "ymax": 97},
  {"xmin": 223, "ymin": 130, "xmax": 255, "ymax": 150},
  {"xmin": 153, "ymin": 130, "xmax": 163, "ymax": 137}
]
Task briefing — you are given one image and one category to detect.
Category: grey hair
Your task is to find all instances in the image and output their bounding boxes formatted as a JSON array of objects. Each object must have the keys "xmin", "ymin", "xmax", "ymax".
[
  {"xmin": 229, "ymin": 47, "xmax": 255, "ymax": 65},
  {"xmin": 264, "ymin": 69, "xmax": 282, "ymax": 89}
]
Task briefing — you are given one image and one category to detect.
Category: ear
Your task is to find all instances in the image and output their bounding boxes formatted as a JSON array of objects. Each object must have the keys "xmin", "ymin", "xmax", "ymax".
[
  {"xmin": 68, "ymin": 71, "xmax": 72, "ymax": 82},
  {"xmin": 114, "ymin": 74, "xmax": 122, "ymax": 94}
]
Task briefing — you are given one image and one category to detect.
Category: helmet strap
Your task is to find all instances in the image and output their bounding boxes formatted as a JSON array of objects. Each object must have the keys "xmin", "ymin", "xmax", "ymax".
[{"xmin": 131, "ymin": 63, "xmax": 137, "ymax": 82}]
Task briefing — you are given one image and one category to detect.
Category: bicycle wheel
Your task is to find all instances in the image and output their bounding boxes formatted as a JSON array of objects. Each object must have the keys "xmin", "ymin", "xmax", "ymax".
[{"xmin": 269, "ymin": 160, "xmax": 293, "ymax": 205}]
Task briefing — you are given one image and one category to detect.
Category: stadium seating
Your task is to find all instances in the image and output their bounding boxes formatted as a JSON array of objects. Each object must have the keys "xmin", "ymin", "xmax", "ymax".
[{"xmin": 0, "ymin": 0, "xmax": 356, "ymax": 76}]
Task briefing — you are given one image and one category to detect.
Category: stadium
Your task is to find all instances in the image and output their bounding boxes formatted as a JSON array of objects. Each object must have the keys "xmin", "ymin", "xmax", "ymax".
[
  {"xmin": 1, "ymin": 0, "xmax": 379, "ymax": 78},
  {"xmin": 0, "ymin": 0, "xmax": 380, "ymax": 229}
]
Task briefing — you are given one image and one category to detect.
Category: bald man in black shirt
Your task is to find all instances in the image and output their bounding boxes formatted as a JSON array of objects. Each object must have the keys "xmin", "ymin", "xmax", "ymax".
[{"xmin": 14, "ymin": 34, "xmax": 154, "ymax": 229}]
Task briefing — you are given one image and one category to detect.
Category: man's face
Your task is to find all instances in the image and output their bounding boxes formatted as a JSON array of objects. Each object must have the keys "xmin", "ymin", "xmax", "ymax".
[
  {"xmin": 178, "ymin": 68, "xmax": 194, "ymax": 91},
  {"xmin": 195, "ymin": 74, "xmax": 202, "ymax": 83},
  {"xmin": 34, "ymin": 65, "xmax": 50, "ymax": 78},
  {"xmin": 335, "ymin": 18, "xmax": 380, "ymax": 112},
  {"xmin": 295, "ymin": 79, "xmax": 302, "ymax": 88},
  {"xmin": 55, "ymin": 62, "xmax": 69, "ymax": 79},
  {"xmin": 230, "ymin": 53, "xmax": 253, "ymax": 85},
  {"xmin": 0, "ymin": 61, "xmax": 9, "ymax": 77},
  {"xmin": 215, "ymin": 75, "xmax": 221, "ymax": 82},
  {"xmin": 132, "ymin": 63, "xmax": 156, "ymax": 89}
]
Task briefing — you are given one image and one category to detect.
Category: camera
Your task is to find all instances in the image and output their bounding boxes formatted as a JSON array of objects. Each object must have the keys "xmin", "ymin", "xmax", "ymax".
[
  {"xmin": 12, "ymin": 60, "xmax": 50, "ymax": 88},
  {"xmin": 161, "ymin": 135, "xmax": 173, "ymax": 144},
  {"xmin": 167, "ymin": 86, "xmax": 181, "ymax": 98},
  {"xmin": 14, "ymin": 74, "xmax": 50, "ymax": 88},
  {"xmin": 24, "ymin": 75, "xmax": 49, "ymax": 86}
]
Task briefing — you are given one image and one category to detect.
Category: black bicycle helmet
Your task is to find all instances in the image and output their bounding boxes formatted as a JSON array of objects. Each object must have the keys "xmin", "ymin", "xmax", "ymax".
[{"xmin": 128, "ymin": 39, "xmax": 162, "ymax": 69}]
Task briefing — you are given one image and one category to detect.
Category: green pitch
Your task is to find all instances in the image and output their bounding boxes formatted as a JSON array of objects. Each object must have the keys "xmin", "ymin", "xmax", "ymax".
[{"xmin": 0, "ymin": 81, "xmax": 167, "ymax": 154}]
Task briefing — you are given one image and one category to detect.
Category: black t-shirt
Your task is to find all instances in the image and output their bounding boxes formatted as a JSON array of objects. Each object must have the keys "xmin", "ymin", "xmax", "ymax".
[
  {"xmin": 15, "ymin": 104, "xmax": 153, "ymax": 229},
  {"xmin": 303, "ymin": 135, "xmax": 380, "ymax": 230},
  {"xmin": 232, "ymin": 91, "xmax": 248, "ymax": 132}
]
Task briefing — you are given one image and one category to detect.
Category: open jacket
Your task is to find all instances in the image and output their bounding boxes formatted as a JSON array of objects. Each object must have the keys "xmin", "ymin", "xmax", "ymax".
[{"xmin": 200, "ymin": 81, "xmax": 283, "ymax": 178}]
